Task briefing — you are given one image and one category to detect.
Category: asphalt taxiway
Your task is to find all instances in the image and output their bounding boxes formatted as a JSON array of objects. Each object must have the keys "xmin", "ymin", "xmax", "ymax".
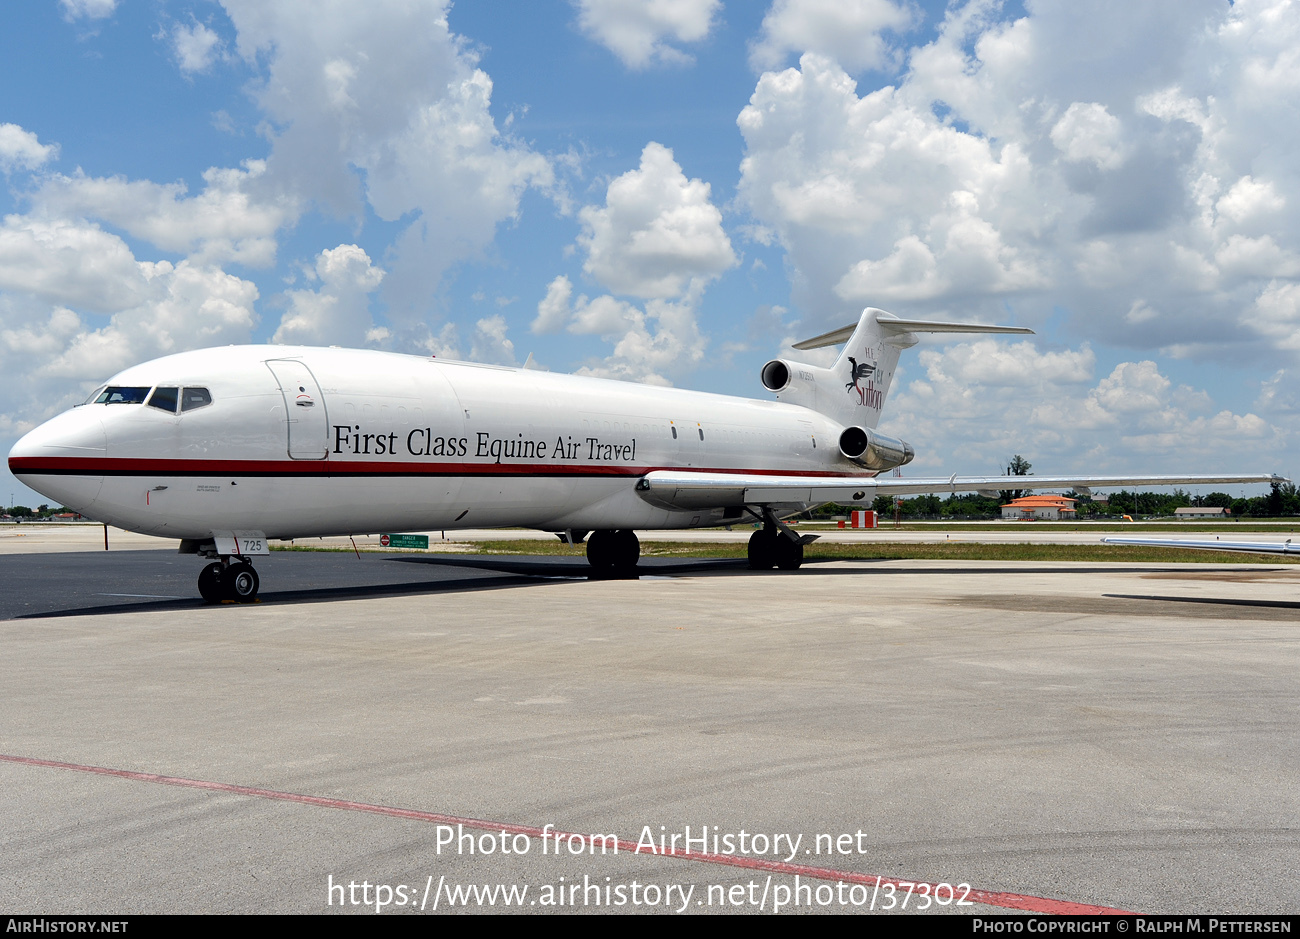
[{"xmin": 2, "ymin": 543, "xmax": 1297, "ymax": 915}]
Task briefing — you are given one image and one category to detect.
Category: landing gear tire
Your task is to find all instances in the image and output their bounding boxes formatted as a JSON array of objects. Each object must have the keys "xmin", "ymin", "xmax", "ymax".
[
  {"xmin": 748, "ymin": 529, "xmax": 778, "ymax": 570},
  {"xmin": 224, "ymin": 561, "xmax": 260, "ymax": 602},
  {"xmin": 198, "ymin": 562, "xmax": 225, "ymax": 602},
  {"xmin": 775, "ymin": 537, "xmax": 804, "ymax": 570},
  {"xmin": 748, "ymin": 530, "xmax": 803, "ymax": 570},
  {"xmin": 586, "ymin": 529, "xmax": 640, "ymax": 575}
]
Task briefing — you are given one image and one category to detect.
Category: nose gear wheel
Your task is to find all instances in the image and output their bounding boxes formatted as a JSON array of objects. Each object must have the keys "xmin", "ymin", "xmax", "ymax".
[{"xmin": 197, "ymin": 559, "xmax": 260, "ymax": 603}]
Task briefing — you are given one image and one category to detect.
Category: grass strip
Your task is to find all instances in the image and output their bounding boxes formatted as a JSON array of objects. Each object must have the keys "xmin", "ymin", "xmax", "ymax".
[{"xmin": 463, "ymin": 540, "xmax": 1300, "ymax": 564}]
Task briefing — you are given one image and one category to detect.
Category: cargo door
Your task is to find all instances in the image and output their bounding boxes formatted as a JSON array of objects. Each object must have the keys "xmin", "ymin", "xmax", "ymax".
[{"xmin": 265, "ymin": 359, "xmax": 329, "ymax": 459}]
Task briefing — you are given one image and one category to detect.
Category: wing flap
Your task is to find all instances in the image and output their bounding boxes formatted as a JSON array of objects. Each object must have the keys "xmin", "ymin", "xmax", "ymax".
[{"xmin": 636, "ymin": 471, "xmax": 1287, "ymax": 511}]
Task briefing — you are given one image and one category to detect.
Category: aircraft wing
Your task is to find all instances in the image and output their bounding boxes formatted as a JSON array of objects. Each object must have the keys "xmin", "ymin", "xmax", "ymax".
[
  {"xmin": 1102, "ymin": 537, "xmax": 1300, "ymax": 556},
  {"xmin": 636, "ymin": 471, "xmax": 1287, "ymax": 510}
]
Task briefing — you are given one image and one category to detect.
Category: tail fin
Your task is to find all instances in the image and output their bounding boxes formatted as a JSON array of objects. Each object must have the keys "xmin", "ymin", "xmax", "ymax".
[{"xmin": 774, "ymin": 308, "xmax": 1032, "ymax": 429}]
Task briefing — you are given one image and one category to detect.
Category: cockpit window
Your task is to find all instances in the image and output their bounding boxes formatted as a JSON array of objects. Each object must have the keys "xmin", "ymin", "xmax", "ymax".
[
  {"xmin": 181, "ymin": 387, "xmax": 212, "ymax": 412},
  {"xmin": 80, "ymin": 385, "xmax": 107, "ymax": 406},
  {"xmin": 147, "ymin": 387, "xmax": 179, "ymax": 413},
  {"xmin": 95, "ymin": 386, "xmax": 151, "ymax": 405}
]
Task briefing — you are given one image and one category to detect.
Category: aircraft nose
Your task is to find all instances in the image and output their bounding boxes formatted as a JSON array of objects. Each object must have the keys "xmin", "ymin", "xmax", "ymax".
[
  {"xmin": 8, "ymin": 408, "xmax": 108, "ymax": 510},
  {"xmin": 9, "ymin": 408, "xmax": 107, "ymax": 466}
]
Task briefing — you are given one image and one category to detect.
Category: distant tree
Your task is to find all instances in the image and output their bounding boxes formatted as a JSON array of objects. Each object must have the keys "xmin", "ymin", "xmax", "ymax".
[
  {"xmin": 942, "ymin": 495, "xmax": 992, "ymax": 518},
  {"xmin": 1204, "ymin": 492, "xmax": 1233, "ymax": 508},
  {"xmin": 999, "ymin": 454, "xmax": 1033, "ymax": 504},
  {"xmin": 10, "ymin": 506, "xmax": 33, "ymax": 518},
  {"xmin": 913, "ymin": 494, "xmax": 942, "ymax": 517},
  {"xmin": 1064, "ymin": 490, "xmax": 1098, "ymax": 517}
]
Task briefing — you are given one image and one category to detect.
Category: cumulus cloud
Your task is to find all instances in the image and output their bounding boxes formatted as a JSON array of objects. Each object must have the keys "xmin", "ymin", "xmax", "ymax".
[
  {"xmin": 272, "ymin": 244, "xmax": 385, "ymax": 347},
  {"xmin": 578, "ymin": 142, "xmax": 736, "ymax": 299},
  {"xmin": 749, "ymin": 0, "xmax": 915, "ymax": 73},
  {"xmin": 573, "ymin": 0, "xmax": 720, "ymax": 68},
  {"xmin": 0, "ymin": 123, "xmax": 269, "ymax": 454},
  {"xmin": 1216, "ymin": 175, "xmax": 1285, "ymax": 228},
  {"xmin": 1050, "ymin": 102, "xmax": 1125, "ymax": 170},
  {"xmin": 532, "ymin": 274, "xmax": 575, "ymax": 335},
  {"xmin": 532, "ymin": 143, "xmax": 732, "ymax": 382},
  {"xmin": 0, "ymin": 216, "xmax": 149, "ymax": 313},
  {"xmin": 34, "ymin": 161, "xmax": 293, "ymax": 268},
  {"xmin": 41, "ymin": 261, "xmax": 259, "ymax": 379},
  {"xmin": 882, "ymin": 340, "xmax": 1279, "ymax": 475},
  {"xmin": 835, "ymin": 191, "xmax": 1046, "ymax": 302},
  {"xmin": 736, "ymin": 1, "xmax": 1300, "ymax": 374},
  {"xmin": 1251, "ymin": 281, "xmax": 1300, "ymax": 351},
  {"xmin": 468, "ymin": 314, "xmax": 517, "ymax": 365},
  {"xmin": 0, "ymin": 256, "xmax": 259, "ymax": 426},
  {"xmin": 59, "ymin": 0, "xmax": 116, "ymax": 21},
  {"xmin": 220, "ymin": 0, "xmax": 552, "ymax": 323},
  {"xmin": 170, "ymin": 21, "xmax": 226, "ymax": 75},
  {"xmin": 0, "ymin": 124, "xmax": 58, "ymax": 173},
  {"xmin": 531, "ymin": 275, "xmax": 704, "ymax": 384},
  {"xmin": 739, "ymin": 53, "xmax": 1050, "ymax": 314}
]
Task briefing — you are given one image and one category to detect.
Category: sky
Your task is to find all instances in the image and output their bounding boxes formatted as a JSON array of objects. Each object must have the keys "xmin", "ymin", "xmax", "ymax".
[{"xmin": 2, "ymin": 0, "xmax": 1297, "ymax": 507}]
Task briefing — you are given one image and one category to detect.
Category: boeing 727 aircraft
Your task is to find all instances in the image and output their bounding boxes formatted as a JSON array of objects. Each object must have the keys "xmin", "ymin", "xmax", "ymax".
[{"xmin": 7, "ymin": 307, "xmax": 1283, "ymax": 602}]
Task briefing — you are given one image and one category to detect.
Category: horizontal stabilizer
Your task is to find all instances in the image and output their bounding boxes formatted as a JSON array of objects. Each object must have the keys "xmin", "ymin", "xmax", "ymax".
[
  {"xmin": 792, "ymin": 312, "xmax": 1033, "ymax": 350},
  {"xmin": 1102, "ymin": 537, "xmax": 1300, "ymax": 556},
  {"xmin": 637, "ymin": 471, "xmax": 1287, "ymax": 510}
]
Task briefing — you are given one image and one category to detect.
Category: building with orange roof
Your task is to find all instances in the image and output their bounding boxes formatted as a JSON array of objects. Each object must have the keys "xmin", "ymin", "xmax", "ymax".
[{"xmin": 1001, "ymin": 495, "xmax": 1078, "ymax": 521}]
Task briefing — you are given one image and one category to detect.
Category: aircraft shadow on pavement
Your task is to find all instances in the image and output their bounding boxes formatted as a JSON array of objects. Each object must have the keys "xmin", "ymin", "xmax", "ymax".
[
  {"xmin": 393, "ymin": 556, "xmax": 1275, "ymax": 579},
  {"xmin": 8, "ymin": 554, "xmax": 750, "ymax": 620},
  {"xmin": 9, "ymin": 550, "xmax": 1283, "ymax": 621},
  {"xmin": 13, "ymin": 572, "xmax": 549, "ymax": 620},
  {"xmin": 1104, "ymin": 593, "xmax": 1300, "ymax": 612},
  {"xmin": 389, "ymin": 554, "xmax": 749, "ymax": 578}
]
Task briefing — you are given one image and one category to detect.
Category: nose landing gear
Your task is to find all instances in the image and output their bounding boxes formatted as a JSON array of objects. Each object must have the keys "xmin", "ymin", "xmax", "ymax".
[
  {"xmin": 225, "ymin": 561, "xmax": 260, "ymax": 601},
  {"xmin": 197, "ymin": 558, "xmax": 261, "ymax": 603}
]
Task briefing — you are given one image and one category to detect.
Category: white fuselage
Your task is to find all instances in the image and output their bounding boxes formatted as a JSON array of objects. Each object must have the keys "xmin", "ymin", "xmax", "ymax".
[{"xmin": 8, "ymin": 346, "xmax": 868, "ymax": 541}]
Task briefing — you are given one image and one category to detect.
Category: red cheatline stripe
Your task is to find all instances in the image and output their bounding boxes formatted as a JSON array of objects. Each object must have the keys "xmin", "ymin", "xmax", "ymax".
[
  {"xmin": 7, "ymin": 456, "xmax": 863, "ymax": 479},
  {"xmin": 1, "ymin": 752, "xmax": 1132, "ymax": 915}
]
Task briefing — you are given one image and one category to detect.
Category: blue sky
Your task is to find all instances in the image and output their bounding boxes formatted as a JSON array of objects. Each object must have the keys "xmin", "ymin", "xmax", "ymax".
[{"xmin": 3, "ymin": 0, "xmax": 1297, "ymax": 506}]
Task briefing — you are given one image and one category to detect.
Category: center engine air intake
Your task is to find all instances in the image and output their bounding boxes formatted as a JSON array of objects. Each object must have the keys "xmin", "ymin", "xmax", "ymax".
[
  {"xmin": 839, "ymin": 426, "xmax": 915, "ymax": 471},
  {"xmin": 760, "ymin": 359, "xmax": 792, "ymax": 392}
]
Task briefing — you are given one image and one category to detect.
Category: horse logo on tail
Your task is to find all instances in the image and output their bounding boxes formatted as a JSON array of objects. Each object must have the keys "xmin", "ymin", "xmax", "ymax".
[{"xmin": 846, "ymin": 355, "xmax": 877, "ymax": 405}]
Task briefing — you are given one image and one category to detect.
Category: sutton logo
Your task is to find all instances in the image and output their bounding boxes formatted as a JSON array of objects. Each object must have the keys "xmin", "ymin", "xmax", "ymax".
[{"xmin": 845, "ymin": 350, "xmax": 883, "ymax": 409}]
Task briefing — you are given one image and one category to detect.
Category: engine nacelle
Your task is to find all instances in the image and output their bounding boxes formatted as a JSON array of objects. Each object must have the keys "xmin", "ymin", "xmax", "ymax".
[
  {"xmin": 760, "ymin": 358, "xmax": 794, "ymax": 392},
  {"xmin": 839, "ymin": 426, "xmax": 915, "ymax": 471}
]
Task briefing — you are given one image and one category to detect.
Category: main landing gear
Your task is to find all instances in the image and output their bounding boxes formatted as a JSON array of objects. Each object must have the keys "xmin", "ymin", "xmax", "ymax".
[
  {"xmin": 747, "ymin": 507, "xmax": 814, "ymax": 571},
  {"xmin": 586, "ymin": 529, "xmax": 640, "ymax": 576},
  {"xmin": 197, "ymin": 557, "xmax": 260, "ymax": 603},
  {"xmin": 748, "ymin": 528, "xmax": 804, "ymax": 570}
]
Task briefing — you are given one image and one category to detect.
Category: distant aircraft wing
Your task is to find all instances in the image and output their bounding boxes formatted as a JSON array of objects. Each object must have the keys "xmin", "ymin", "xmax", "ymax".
[
  {"xmin": 636, "ymin": 471, "xmax": 1287, "ymax": 510},
  {"xmin": 1102, "ymin": 537, "xmax": 1300, "ymax": 556}
]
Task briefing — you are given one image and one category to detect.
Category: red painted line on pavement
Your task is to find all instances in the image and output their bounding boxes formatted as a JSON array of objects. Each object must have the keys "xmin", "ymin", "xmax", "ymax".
[{"xmin": 1, "ymin": 752, "xmax": 1133, "ymax": 915}]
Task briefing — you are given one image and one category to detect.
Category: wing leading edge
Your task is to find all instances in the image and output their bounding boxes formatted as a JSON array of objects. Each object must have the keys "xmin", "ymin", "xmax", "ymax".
[{"xmin": 636, "ymin": 471, "xmax": 1288, "ymax": 511}]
